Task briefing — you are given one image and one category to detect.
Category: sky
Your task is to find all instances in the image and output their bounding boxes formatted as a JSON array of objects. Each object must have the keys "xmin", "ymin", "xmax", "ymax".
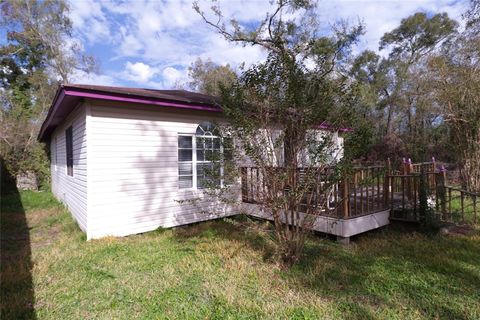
[{"xmin": 68, "ymin": 0, "xmax": 468, "ymax": 89}]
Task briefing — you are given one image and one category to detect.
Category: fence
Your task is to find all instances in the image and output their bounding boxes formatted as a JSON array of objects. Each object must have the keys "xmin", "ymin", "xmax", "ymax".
[{"xmin": 443, "ymin": 186, "xmax": 478, "ymax": 224}]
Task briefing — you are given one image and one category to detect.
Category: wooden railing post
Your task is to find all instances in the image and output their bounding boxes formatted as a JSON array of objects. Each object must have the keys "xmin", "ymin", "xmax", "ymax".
[
  {"xmin": 436, "ymin": 172, "xmax": 446, "ymax": 218},
  {"xmin": 474, "ymin": 196, "xmax": 477, "ymax": 224},
  {"xmin": 431, "ymin": 157, "xmax": 437, "ymax": 190},
  {"xmin": 384, "ymin": 170, "xmax": 390, "ymax": 208},
  {"xmin": 441, "ymin": 165, "xmax": 447, "ymax": 186},
  {"xmin": 407, "ymin": 159, "xmax": 413, "ymax": 200},
  {"xmin": 342, "ymin": 176, "xmax": 349, "ymax": 219},
  {"xmin": 448, "ymin": 187, "xmax": 452, "ymax": 220},
  {"xmin": 241, "ymin": 167, "xmax": 247, "ymax": 202}
]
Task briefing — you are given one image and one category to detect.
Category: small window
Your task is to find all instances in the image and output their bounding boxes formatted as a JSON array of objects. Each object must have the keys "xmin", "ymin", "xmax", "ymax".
[
  {"xmin": 178, "ymin": 136, "xmax": 193, "ymax": 188},
  {"xmin": 66, "ymin": 126, "xmax": 73, "ymax": 176},
  {"xmin": 54, "ymin": 137, "xmax": 58, "ymax": 171}
]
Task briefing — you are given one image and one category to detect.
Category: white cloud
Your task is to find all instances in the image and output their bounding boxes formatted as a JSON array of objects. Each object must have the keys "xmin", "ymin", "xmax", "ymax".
[
  {"xmin": 162, "ymin": 67, "xmax": 184, "ymax": 87},
  {"xmin": 70, "ymin": 69, "xmax": 118, "ymax": 86},
  {"xmin": 124, "ymin": 62, "xmax": 159, "ymax": 83},
  {"xmin": 68, "ymin": 0, "xmax": 467, "ymax": 89},
  {"xmin": 69, "ymin": 0, "xmax": 111, "ymax": 43}
]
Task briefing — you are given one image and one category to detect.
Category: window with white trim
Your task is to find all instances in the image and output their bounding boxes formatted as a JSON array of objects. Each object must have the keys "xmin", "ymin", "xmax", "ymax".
[
  {"xmin": 178, "ymin": 135, "xmax": 193, "ymax": 188},
  {"xmin": 178, "ymin": 121, "xmax": 231, "ymax": 189}
]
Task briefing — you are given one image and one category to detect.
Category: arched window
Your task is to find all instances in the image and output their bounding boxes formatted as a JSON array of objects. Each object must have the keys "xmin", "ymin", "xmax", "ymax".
[
  {"xmin": 195, "ymin": 121, "xmax": 219, "ymax": 136},
  {"xmin": 178, "ymin": 121, "xmax": 231, "ymax": 189}
]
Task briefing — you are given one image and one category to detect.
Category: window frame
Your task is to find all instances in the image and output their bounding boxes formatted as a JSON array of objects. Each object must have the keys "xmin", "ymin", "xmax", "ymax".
[
  {"xmin": 54, "ymin": 137, "xmax": 58, "ymax": 171},
  {"xmin": 178, "ymin": 134, "xmax": 194, "ymax": 189},
  {"xmin": 65, "ymin": 126, "xmax": 73, "ymax": 177},
  {"xmin": 177, "ymin": 123, "xmax": 230, "ymax": 190}
]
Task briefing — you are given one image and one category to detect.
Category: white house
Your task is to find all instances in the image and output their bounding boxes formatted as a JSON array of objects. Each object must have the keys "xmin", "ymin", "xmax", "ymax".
[{"xmin": 39, "ymin": 84, "xmax": 346, "ymax": 239}]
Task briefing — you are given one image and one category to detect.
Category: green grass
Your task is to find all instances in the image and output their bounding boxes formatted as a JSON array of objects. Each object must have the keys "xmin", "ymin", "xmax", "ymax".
[{"xmin": 1, "ymin": 191, "xmax": 479, "ymax": 319}]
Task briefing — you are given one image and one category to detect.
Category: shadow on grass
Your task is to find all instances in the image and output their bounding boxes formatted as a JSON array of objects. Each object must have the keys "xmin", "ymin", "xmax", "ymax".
[
  {"xmin": 172, "ymin": 216, "xmax": 480, "ymax": 319},
  {"xmin": 1, "ymin": 159, "xmax": 36, "ymax": 319}
]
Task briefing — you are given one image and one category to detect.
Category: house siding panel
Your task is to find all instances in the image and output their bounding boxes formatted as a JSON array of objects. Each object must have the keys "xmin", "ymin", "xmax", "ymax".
[
  {"xmin": 50, "ymin": 104, "xmax": 88, "ymax": 233},
  {"xmin": 88, "ymin": 102, "xmax": 236, "ymax": 238}
]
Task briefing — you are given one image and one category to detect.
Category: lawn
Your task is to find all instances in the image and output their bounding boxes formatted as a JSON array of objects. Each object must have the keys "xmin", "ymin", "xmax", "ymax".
[{"xmin": 1, "ymin": 191, "xmax": 479, "ymax": 319}]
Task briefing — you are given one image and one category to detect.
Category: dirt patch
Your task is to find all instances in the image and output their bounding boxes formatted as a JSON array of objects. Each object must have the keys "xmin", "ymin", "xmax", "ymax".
[{"xmin": 28, "ymin": 208, "xmax": 64, "ymax": 249}]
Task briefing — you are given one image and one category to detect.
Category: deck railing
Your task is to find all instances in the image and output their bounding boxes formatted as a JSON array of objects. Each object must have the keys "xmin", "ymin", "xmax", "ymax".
[
  {"xmin": 241, "ymin": 165, "xmax": 389, "ymax": 219},
  {"xmin": 388, "ymin": 172, "xmax": 442, "ymax": 221},
  {"xmin": 241, "ymin": 160, "xmax": 478, "ymax": 224},
  {"xmin": 443, "ymin": 186, "xmax": 478, "ymax": 224}
]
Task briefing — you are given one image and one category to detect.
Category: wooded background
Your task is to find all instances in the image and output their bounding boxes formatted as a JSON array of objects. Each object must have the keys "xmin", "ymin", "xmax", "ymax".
[{"xmin": 1, "ymin": 0, "xmax": 479, "ymax": 192}]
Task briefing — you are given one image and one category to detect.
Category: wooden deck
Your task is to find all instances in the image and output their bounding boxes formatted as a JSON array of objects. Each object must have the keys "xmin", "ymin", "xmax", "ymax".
[
  {"xmin": 240, "ymin": 166, "xmax": 392, "ymax": 239},
  {"xmin": 239, "ymin": 160, "xmax": 476, "ymax": 240},
  {"xmin": 241, "ymin": 166, "xmax": 390, "ymax": 220}
]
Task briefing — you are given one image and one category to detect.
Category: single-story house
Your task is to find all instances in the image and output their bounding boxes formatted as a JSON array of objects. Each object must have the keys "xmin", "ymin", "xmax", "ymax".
[{"xmin": 38, "ymin": 84, "xmax": 346, "ymax": 239}]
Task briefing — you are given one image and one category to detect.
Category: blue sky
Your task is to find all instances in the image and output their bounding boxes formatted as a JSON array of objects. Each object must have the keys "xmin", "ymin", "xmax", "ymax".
[{"xmin": 68, "ymin": 0, "xmax": 467, "ymax": 89}]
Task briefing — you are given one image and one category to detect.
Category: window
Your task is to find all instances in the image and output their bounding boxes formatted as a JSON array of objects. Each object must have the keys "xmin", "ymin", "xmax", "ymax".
[
  {"xmin": 66, "ymin": 126, "xmax": 73, "ymax": 176},
  {"xmin": 178, "ymin": 121, "xmax": 230, "ymax": 189},
  {"xmin": 178, "ymin": 135, "xmax": 193, "ymax": 188},
  {"xmin": 54, "ymin": 137, "xmax": 58, "ymax": 171}
]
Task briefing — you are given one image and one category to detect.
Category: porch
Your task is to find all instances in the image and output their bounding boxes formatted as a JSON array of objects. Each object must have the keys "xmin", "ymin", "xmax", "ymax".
[
  {"xmin": 240, "ymin": 165, "xmax": 391, "ymax": 242},
  {"xmin": 240, "ymin": 159, "xmax": 478, "ymax": 241}
]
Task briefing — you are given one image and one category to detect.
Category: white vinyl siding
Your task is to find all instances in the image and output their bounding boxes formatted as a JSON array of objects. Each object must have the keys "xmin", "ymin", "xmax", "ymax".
[
  {"xmin": 50, "ymin": 103, "xmax": 88, "ymax": 233},
  {"xmin": 87, "ymin": 101, "xmax": 236, "ymax": 238},
  {"xmin": 47, "ymin": 99, "xmax": 344, "ymax": 240}
]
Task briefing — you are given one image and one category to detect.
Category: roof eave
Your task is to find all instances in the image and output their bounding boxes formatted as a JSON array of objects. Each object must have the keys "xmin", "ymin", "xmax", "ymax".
[
  {"xmin": 63, "ymin": 88, "xmax": 222, "ymax": 113},
  {"xmin": 38, "ymin": 86, "xmax": 223, "ymax": 142}
]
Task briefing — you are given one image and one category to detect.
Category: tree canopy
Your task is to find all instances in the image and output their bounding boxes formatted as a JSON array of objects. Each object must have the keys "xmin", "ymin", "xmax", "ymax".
[{"xmin": 0, "ymin": 0, "xmax": 95, "ymax": 188}]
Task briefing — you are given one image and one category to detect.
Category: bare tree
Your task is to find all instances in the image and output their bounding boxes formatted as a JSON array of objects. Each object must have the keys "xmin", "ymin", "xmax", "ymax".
[{"xmin": 195, "ymin": 0, "xmax": 361, "ymax": 264}]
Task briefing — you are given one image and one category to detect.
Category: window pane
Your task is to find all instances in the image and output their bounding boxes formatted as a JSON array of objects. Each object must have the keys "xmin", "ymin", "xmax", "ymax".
[
  {"xmin": 196, "ymin": 150, "xmax": 204, "ymax": 162},
  {"xmin": 196, "ymin": 163, "xmax": 206, "ymax": 176},
  {"xmin": 205, "ymin": 137, "xmax": 213, "ymax": 149},
  {"xmin": 66, "ymin": 126, "xmax": 73, "ymax": 176},
  {"xmin": 178, "ymin": 136, "xmax": 192, "ymax": 148},
  {"xmin": 213, "ymin": 137, "xmax": 220, "ymax": 149},
  {"xmin": 178, "ymin": 149, "xmax": 192, "ymax": 161},
  {"xmin": 179, "ymin": 176, "xmax": 193, "ymax": 189},
  {"xmin": 197, "ymin": 163, "xmax": 208, "ymax": 189},
  {"xmin": 196, "ymin": 137, "xmax": 204, "ymax": 149},
  {"xmin": 196, "ymin": 126, "xmax": 205, "ymax": 136},
  {"xmin": 178, "ymin": 162, "xmax": 192, "ymax": 175},
  {"xmin": 205, "ymin": 150, "xmax": 213, "ymax": 161}
]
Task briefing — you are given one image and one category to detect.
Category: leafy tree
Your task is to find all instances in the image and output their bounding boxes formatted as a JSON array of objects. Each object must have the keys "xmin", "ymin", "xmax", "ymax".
[
  {"xmin": 381, "ymin": 13, "xmax": 457, "ymax": 161},
  {"xmin": 195, "ymin": 0, "xmax": 363, "ymax": 265},
  {"xmin": 0, "ymin": 0, "xmax": 95, "ymax": 190},
  {"xmin": 350, "ymin": 12, "xmax": 458, "ymax": 161},
  {"xmin": 428, "ymin": 1, "xmax": 480, "ymax": 192},
  {"xmin": 188, "ymin": 58, "xmax": 237, "ymax": 96},
  {"xmin": 380, "ymin": 12, "xmax": 457, "ymax": 62}
]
